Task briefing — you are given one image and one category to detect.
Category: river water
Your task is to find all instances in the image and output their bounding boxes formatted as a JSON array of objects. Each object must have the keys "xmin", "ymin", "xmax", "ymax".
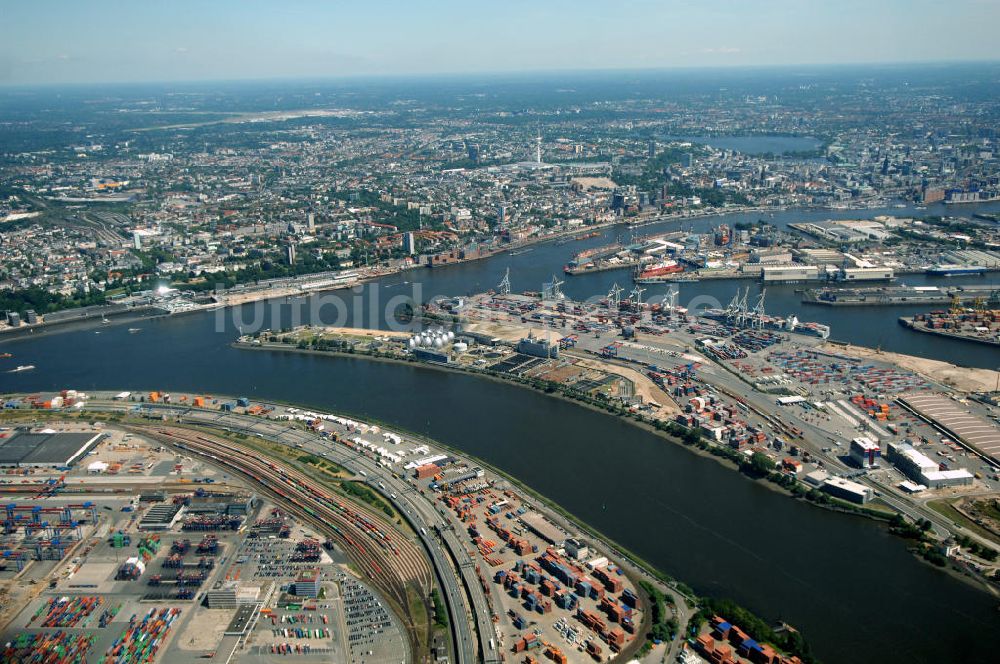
[{"xmin": 2, "ymin": 201, "xmax": 1000, "ymax": 663}]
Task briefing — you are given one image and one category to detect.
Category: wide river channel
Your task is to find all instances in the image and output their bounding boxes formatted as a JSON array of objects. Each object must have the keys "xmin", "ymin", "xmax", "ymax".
[{"xmin": 2, "ymin": 201, "xmax": 1000, "ymax": 663}]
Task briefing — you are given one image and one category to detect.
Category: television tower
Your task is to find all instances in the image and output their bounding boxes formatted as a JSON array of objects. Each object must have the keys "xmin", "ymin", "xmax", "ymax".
[{"xmin": 536, "ymin": 130, "xmax": 542, "ymax": 164}]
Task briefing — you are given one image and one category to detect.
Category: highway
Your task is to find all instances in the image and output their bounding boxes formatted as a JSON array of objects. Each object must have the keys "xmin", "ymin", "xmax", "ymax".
[{"xmin": 84, "ymin": 399, "xmax": 494, "ymax": 664}]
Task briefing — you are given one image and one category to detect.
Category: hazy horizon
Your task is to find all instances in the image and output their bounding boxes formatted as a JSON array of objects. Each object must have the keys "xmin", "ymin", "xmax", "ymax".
[{"xmin": 3, "ymin": 0, "xmax": 1000, "ymax": 86}]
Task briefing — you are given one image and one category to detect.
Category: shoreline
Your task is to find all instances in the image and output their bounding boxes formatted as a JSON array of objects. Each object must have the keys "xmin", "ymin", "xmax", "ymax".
[
  {"xmin": 233, "ymin": 341, "xmax": 898, "ymax": 517},
  {"xmin": 233, "ymin": 339, "xmax": 1000, "ymax": 599}
]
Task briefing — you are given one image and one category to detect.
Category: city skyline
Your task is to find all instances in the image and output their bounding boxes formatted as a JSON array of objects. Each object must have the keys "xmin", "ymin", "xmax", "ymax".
[{"xmin": 3, "ymin": 0, "xmax": 1000, "ymax": 86}]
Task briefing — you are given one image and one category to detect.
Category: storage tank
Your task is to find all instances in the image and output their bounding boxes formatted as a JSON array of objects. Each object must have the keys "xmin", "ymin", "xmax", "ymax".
[
  {"xmin": 433, "ymin": 337, "xmax": 444, "ymax": 348},
  {"xmin": 446, "ymin": 331, "xmax": 455, "ymax": 341},
  {"xmin": 453, "ymin": 342, "xmax": 468, "ymax": 353},
  {"xmin": 408, "ymin": 337, "xmax": 417, "ymax": 348}
]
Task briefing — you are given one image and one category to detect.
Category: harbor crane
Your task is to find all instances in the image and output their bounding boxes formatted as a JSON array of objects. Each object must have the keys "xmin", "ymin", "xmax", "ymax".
[
  {"xmin": 628, "ymin": 285, "xmax": 646, "ymax": 311},
  {"xmin": 607, "ymin": 283, "xmax": 624, "ymax": 310},
  {"xmin": 542, "ymin": 275, "xmax": 564, "ymax": 300},
  {"xmin": 497, "ymin": 267, "xmax": 511, "ymax": 296}
]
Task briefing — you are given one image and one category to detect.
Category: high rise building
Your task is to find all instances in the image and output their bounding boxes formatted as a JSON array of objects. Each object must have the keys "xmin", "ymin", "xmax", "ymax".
[
  {"xmin": 133, "ymin": 231, "xmax": 142, "ymax": 250},
  {"xmin": 648, "ymin": 139, "xmax": 656, "ymax": 158},
  {"xmin": 307, "ymin": 212, "xmax": 315, "ymax": 232},
  {"xmin": 467, "ymin": 142, "xmax": 480, "ymax": 163},
  {"xmin": 286, "ymin": 243, "xmax": 296, "ymax": 265},
  {"xmin": 496, "ymin": 205, "xmax": 509, "ymax": 227},
  {"xmin": 404, "ymin": 232, "xmax": 416, "ymax": 255}
]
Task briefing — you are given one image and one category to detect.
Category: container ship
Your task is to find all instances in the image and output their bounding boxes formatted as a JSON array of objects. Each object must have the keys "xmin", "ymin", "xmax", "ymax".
[{"xmin": 927, "ymin": 264, "xmax": 987, "ymax": 277}]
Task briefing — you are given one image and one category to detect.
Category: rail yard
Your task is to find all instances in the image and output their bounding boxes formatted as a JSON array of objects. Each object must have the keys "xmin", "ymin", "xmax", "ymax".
[{"xmin": 0, "ymin": 391, "xmax": 686, "ymax": 664}]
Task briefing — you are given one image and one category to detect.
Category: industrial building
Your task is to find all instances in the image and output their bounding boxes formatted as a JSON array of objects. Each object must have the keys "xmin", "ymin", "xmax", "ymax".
[
  {"xmin": 206, "ymin": 580, "xmax": 261, "ymax": 608},
  {"xmin": 520, "ymin": 512, "xmax": 565, "ymax": 546},
  {"xmin": 760, "ymin": 265, "xmax": 819, "ymax": 282},
  {"xmin": 186, "ymin": 493, "xmax": 255, "ymax": 516},
  {"xmin": 0, "ymin": 430, "xmax": 104, "ymax": 468},
  {"xmin": 885, "ymin": 441, "xmax": 975, "ymax": 489},
  {"xmin": 563, "ymin": 538, "xmax": 590, "ymax": 561},
  {"xmin": 849, "ymin": 437, "xmax": 881, "ymax": 468},
  {"xmin": 413, "ymin": 347, "xmax": 450, "ymax": 364},
  {"xmin": 820, "ymin": 476, "xmax": 873, "ymax": 504},
  {"xmin": 838, "ymin": 266, "xmax": 894, "ymax": 281},
  {"xmin": 291, "ymin": 568, "xmax": 321, "ymax": 597},
  {"xmin": 139, "ymin": 503, "xmax": 185, "ymax": 531},
  {"xmin": 517, "ymin": 333, "xmax": 559, "ymax": 359}
]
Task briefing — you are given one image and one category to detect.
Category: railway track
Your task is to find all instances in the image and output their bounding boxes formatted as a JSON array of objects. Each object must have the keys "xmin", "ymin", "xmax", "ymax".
[{"xmin": 135, "ymin": 425, "xmax": 432, "ymax": 612}]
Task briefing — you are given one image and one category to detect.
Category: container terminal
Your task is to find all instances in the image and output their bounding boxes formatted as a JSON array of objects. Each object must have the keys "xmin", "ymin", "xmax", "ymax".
[
  {"xmin": 899, "ymin": 307, "xmax": 1000, "ymax": 347},
  {"xmin": 0, "ymin": 390, "xmax": 689, "ymax": 664},
  {"xmin": 240, "ymin": 271, "xmax": 1000, "ymax": 576}
]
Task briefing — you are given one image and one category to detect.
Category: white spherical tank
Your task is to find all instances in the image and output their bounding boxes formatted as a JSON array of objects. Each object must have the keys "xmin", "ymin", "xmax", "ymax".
[
  {"xmin": 408, "ymin": 337, "xmax": 417, "ymax": 348},
  {"xmin": 446, "ymin": 330, "xmax": 455, "ymax": 341},
  {"xmin": 453, "ymin": 342, "xmax": 468, "ymax": 353},
  {"xmin": 433, "ymin": 337, "xmax": 443, "ymax": 348}
]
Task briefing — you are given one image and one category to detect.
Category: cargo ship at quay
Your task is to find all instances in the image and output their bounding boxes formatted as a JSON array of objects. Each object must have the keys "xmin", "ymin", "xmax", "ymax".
[{"xmin": 802, "ymin": 284, "xmax": 1000, "ymax": 307}]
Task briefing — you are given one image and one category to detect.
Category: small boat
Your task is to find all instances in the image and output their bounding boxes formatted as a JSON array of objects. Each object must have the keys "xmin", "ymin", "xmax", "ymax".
[
  {"xmin": 128, "ymin": 328, "xmax": 142, "ymax": 333},
  {"xmin": 0, "ymin": 353, "xmax": 11, "ymax": 359},
  {"xmin": 510, "ymin": 248, "xmax": 533, "ymax": 256},
  {"xmin": 101, "ymin": 315, "xmax": 110, "ymax": 325},
  {"xmin": 9, "ymin": 365, "xmax": 34, "ymax": 373}
]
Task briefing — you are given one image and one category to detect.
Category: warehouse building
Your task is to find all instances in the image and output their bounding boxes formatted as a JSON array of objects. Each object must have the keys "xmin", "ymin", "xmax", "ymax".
[
  {"xmin": 0, "ymin": 430, "xmax": 104, "ymax": 468},
  {"xmin": 897, "ymin": 393, "xmax": 1000, "ymax": 466},
  {"xmin": 760, "ymin": 265, "xmax": 819, "ymax": 282},
  {"xmin": 838, "ymin": 266, "xmax": 894, "ymax": 281},
  {"xmin": 520, "ymin": 512, "xmax": 565, "ymax": 546},
  {"xmin": 139, "ymin": 503, "xmax": 185, "ymax": 531},
  {"xmin": 885, "ymin": 442, "xmax": 974, "ymax": 489}
]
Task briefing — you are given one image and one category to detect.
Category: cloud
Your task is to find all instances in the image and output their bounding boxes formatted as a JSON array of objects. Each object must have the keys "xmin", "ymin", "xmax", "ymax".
[
  {"xmin": 174, "ymin": 47, "xmax": 189, "ymax": 54},
  {"xmin": 702, "ymin": 46, "xmax": 742, "ymax": 54}
]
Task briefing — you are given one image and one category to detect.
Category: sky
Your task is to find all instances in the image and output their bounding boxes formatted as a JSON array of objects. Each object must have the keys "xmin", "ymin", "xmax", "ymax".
[{"xmin": 2, "ymin": 0, "xmax": 1000, "ymax": 86}]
